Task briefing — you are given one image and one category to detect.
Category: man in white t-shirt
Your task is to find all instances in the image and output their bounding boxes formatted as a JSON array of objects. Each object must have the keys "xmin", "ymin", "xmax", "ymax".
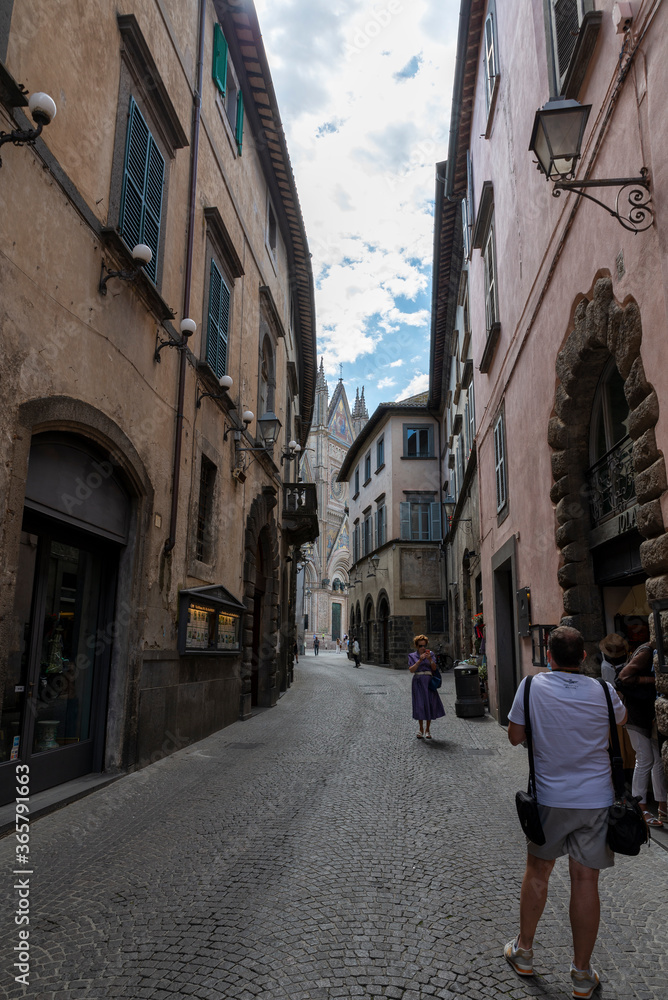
[{"xmin": 504, "ymin": 626, "xmax": 626, "ymax": 999}]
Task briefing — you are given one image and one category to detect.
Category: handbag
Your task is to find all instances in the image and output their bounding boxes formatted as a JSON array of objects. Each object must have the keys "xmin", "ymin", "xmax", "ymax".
[
  {"xmin": 429, "ymin": 668, "xmax": 442, "ymax": 691},
  {"xmin": 515, "ymin": 676, "xmax": 546, "ymax": 846},
  {"xmin": 598, "ymin": 679, "xmax": 649, "ymax": 856}
]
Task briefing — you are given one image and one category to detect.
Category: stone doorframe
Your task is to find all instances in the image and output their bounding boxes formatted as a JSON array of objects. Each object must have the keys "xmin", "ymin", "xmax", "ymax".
[
  {"xmin": 241, "ymin": 487, "xmax": 279, "ymax": 718},
  {"xmin": 549, "ymin": 275, "xmax": 668, "ymax": 747}
]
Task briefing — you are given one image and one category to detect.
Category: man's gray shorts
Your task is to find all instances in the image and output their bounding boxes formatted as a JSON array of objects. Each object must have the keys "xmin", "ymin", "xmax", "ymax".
[{"xmin": 527, "ymin": 805, "xmax": 614, "ymax": 870}]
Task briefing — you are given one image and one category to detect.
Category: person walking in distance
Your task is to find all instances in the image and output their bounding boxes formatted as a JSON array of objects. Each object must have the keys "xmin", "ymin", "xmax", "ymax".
[
  {"xmin": 352, "ymin": 637, "xmax": 360, "ymax": 667},
  {"xmin": 505, "ymin": 626, "xmax": 626, "ymax": 999},
  {"xmin": 408, "ymin": 635, "xmax": 445, "ymax": 739},
  {"xmin": 313, "ymin": 636, "xmax": 319, "ymax": 656}
]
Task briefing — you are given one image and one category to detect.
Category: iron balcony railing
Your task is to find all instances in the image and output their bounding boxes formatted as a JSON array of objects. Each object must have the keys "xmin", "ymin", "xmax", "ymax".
[{"xmin": 585, "ymin": 436, "xmax": 635, "ymax": 527}]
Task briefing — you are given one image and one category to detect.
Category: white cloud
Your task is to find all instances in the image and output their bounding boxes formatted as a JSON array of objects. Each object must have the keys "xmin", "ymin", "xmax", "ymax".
[
  {"xmin": 395, "ymin": 372, "xmax": 429, "ymax": 400},
  {"xmin": 377, "ymin": 376, "xmax": 396, "ymax": 389},
  {"xmin": 389, "ymin": 358, "xmax": 404, "ymax": 368},
  {"xmin": 253, "ymin": 0, "xmax": 458, "ymax": 412}
]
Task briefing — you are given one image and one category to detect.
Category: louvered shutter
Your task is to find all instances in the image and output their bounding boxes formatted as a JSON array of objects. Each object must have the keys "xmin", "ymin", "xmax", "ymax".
[
  {"xmin": 494, "ymin": 417, "xmax": 506, "ymax": 511},
  {"xmin": 551, "ymin": 0, "xmax": 580, "ymax": 85},
  {"xmin": 400, "ymin": 502, "xmax": 411, "ymax": 540},
  {"xmin": 212, "ymin": 24, "xmax": 228, "ymax": 97},
  {"xmin": 206, "ymin": 259, "xmax": 230, "ymax": 378},
  {"xmin": 430, "ymin": 503, "xmax": 442, "ymax": 542},
  {"xmin": 119, "ymin": 98, "xmax": 164, "ymax": 283},
  {"xmin": 375, "ymin": 510, "xmax": 379, "ymax": 548},
  {"xmin": 235, "ymin": 90, "xmax": 244, "ymax": 154}
]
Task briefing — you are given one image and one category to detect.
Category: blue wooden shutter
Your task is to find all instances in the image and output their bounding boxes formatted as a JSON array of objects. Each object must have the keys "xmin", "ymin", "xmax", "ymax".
[
  {"xmin": 235, "ymin": 89, "xmax": 244, "ymax": 154},
  {"xmin": 212, "ymin": 24, "xmax": 228, "ymax": 96},
  {"xmin": 119, "ymin": 98, "xmax": 164, "ymax": 283},
  {"xmin": 206, "ymin": 259, "xmax": 230, "ymax": 378},
  {"xmin": 400, "ymin": 502, "xmax": 411, "ymax": 540},
  {"xmin": 430, "ymin": 503, "xmax": 442, "ymax": 541}
]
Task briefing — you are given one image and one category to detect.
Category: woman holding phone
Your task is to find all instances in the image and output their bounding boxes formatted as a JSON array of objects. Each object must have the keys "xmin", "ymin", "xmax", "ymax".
[{"xmin": 408, "ymin": 634, "xmax": 445, "ymax": 739}]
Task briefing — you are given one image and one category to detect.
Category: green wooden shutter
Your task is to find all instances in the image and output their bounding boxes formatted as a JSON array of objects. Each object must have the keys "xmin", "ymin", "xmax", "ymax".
[
  {"xmin": 119, "ymin": 97, "xmax": 164, "ymax": 283},
  {"xmin": 400, "ymin": 502, "xmax": 411, "ymax": 540},
  {"xmin": 206, "ymin": 259, "xmax": 230, "ymax": 378},
  {"xmin": 212, "ymin": 24, "xmax": 228, "ymax": 97},
  {"xmin": 235, "ymin": 89, "xmax": 244, "ymax": 155}
]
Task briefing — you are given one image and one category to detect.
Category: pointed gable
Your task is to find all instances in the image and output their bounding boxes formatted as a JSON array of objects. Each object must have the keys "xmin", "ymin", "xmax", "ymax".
[{"xmin": 327, "ymin": 380, "xmax": 354, "ymax": 446}]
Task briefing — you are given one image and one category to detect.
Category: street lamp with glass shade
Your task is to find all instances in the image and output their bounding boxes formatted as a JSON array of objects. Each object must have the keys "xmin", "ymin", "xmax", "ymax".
[
  {"xmin": 528, "ymin": 99, "xmax": 591, "ymax": 181},
  {"xmin": 28, "ymin": 92, "xmax": 57, "ymax": 125},
  {"xmin": 257, "ymin": 410, "xmax": 281, "ymax": 448}
]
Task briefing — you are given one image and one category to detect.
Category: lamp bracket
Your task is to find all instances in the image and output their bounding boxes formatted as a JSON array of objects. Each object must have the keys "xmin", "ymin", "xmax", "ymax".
[
  {"xmin": 100, "ymin": 259, "xmax": 148, "ymax": 296},
  {"xmin": 154, "ymin": 330, "xmax": 188, "ymax": 362},
  {"xmin": 0, "ymin": 119, "xmax": 45, "ymax": 168},
  {"xmin": 197, "ymin": 387, "xmax": 235, "ymax": 409},
  {"xmin": 553, "ymin": 168, "xmax": 653, "ymax": 233}
]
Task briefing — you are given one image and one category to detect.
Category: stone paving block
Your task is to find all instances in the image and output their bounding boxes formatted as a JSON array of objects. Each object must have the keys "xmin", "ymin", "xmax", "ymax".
[{"xmin": 0, "ymin": 662, "xmax": 666, "ymax": 1000}]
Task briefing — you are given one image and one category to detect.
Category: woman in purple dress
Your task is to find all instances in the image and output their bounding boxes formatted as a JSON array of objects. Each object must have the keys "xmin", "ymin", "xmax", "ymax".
[{"xmin": 408, "ymin": 634, "xmax": 445, "ymax": 739}]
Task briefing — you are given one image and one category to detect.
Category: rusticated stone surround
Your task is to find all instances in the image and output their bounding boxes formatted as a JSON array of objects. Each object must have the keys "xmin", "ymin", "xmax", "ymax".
[
  {"xmin": 550, "ymin": 276, "xmax": 668, "ymax": 751},
  {"xmin": 241, "ymin": 487, "xmax": 280, "ymax": 718}
]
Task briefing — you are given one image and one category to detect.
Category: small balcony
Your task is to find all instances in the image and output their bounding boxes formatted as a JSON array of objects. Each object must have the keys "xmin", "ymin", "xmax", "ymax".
[
  {"xmin": 585, "ymin": 437, "xmax": 635, "ymax": 528},
  {"xmin": 282, "ymin": 483, "xmax": 319, "ymax": 545}
]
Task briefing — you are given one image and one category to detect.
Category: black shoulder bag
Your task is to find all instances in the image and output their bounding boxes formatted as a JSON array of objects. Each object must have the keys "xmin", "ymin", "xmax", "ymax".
[
  {"xmin": 515, "ymin": 676, "xmax": 546, "ymax": 846},
  {"xmin": 598, "ymin": 679, "xmax": 649, "ymax": 856}
]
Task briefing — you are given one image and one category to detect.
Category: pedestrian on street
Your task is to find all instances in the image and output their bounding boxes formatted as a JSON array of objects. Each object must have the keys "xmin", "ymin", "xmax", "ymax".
[
  {"xmin": 352, "ymin": 638, "xmax": 360, "ymax": 667},
  {"xmin": 615, "ymin": 641, "xmax": 667, "ymax": 827},
  {"xmin": 293, "ymin": 641, "xmax": 299, "ymax": 664},
  {"xmin": 336, "ymin": 638, "xmax": 341, "ymax": 653},
  {"xmin": 313, "ymin": 636, "xmax": 319, "ymax": 656},
  {"xmin": 408, "ymin": 634, "xmax": 445, "ymax": 739},
  {"xmin": 505, "ymin": 626, "xmax": 627, "ymax": 999},
  {"xmin": 598, "ymin": 633, "xmax": 635, "ymax": 776}
]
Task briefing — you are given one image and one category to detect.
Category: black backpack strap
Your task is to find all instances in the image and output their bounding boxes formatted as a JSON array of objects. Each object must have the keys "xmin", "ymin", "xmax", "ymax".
[
  {"xmin": 523, "ymin": 676, "xmax": 537, "ymax": 798},
  {"xmin": 598, "ymin": 678, "xmax": 625, "ymax": 798}
]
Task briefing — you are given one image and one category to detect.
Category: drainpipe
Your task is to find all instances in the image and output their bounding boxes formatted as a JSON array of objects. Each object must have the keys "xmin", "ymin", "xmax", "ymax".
[{"xmin": 165, "ymin": 0, "xmax": 206, "ymax": 555}]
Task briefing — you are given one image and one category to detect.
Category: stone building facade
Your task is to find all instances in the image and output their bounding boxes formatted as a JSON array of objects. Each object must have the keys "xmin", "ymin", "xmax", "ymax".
[
  {"xmin": 431, "ymin": 0, "xmax": 668, "ymax": 781},
  {"xmin": 0, "ymin": 0, "xmax": 317, "ymax": 807},
  {"xmin": 338, "ymin": 395, "xmax": 447, "ymax": 669},
  {"xmin": 296, "ymin": 362, "xmax": 362, "ymax": 650}
]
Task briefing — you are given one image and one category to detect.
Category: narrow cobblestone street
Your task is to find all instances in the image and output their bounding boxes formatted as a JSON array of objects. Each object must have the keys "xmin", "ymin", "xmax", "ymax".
[{"xmin": 1, "ymin": 652, "xmax": 667, "ymax": 1000}]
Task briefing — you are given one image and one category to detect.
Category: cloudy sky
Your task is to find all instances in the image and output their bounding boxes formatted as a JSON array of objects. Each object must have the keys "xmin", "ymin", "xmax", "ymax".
[{"xmin": 253, "ymin": 0, "xmax": 459, "ymax": 416}]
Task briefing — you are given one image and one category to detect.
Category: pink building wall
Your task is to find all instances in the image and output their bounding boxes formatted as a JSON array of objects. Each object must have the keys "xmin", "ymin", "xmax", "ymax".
[{"xmin": 463, "ymin": 1, "xmax": 668, "ymax": 718}]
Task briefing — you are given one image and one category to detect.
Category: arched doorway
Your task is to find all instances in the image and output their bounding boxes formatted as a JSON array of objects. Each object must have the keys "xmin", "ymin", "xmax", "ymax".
[
  {"xmin": 364, "ymin": 597, "xmax": 374, "ymax": 662},
  {"xmin": 242, "ymin": 493, "xmax": 279, "ymax": 716},
  {"xmin": 0, "ymin": 432, "xmax": 131, "ymax": 801},
  {"xmin": 377, "ymin": 594, "xmax": 389, "ymax": 665},
  {"xmin": 550, "ymin": 276, "xmax": 667, "ymax": 654}
]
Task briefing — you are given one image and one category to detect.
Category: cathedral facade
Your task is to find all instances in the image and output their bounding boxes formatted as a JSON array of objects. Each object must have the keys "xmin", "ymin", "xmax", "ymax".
[{"xmin": 297, "ymin": 362, "xmax": 368, "ymax": 650}]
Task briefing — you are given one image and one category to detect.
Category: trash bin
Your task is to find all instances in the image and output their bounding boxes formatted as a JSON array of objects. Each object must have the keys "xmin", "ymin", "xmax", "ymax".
[{"xmin": 454, "ymin": 662, "xmax": 485, "ymax": 718}]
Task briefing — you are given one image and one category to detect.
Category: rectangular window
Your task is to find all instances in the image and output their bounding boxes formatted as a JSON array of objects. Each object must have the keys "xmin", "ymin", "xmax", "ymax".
[
  {"xmin": 550, "ymin": 0, "xmax": 593, "ymax": 90},
  {"xmin": 196, "ymin": 456, "xmax": 217, "ymax": 563},
  {"xmin": 484, "ymin": 9, "xmax": 499, "ymax": 116},
  {"xmin": 404, "ymin": 425, "xmax": 434, "ymax": 458},
  {"xmin": 206, "ymin": 259, "xmax": 231, "ymax": 378},
  {"xmin": 494, "ymin": 413, "xmax": 507, "ymax": 512},
  {"xmin": 119, "ymin": 97, "xmax": 165, "ymax": 283},
  {"xmin": 483, "ymin": 217, "xmax": 498, "ymax": 333},
  {"xmin": 364, "ymin": 452, "xmax": 371, "ymax": 483},
  {"xmin": 267, "ymin": 202, "xmax": 277, "ymax": 258},
  {"xmin": 427, "ymin": 602, "xmax": 447, "ymax": 634},
  {"xmin": 354, "ymin": 466, "xmax": 360, "ymax": 496},
  {"xmin": 213, "ymin": 23, "xmax": 244, "ymax": 153},
  {"xmin": 376, "ymin": 435, "xmax": 384, "ymax": 470},
  {"xmin": 399, "ymin": 502, "xmax": 441, "ymax": 542},
  {"xmin": 468, "ymin": 382, "xmax": 476, "ymax": 444},
  {"xmin": 375, "ymin": 503, "xmax": 386, "ymax": 548},
  {"xmin": 353, "ymin": 522, "xmax": 360, "ymax": 563},
  {"xmin": 362, "ymin": 511, "xmax": 373, "ymax": 556}
]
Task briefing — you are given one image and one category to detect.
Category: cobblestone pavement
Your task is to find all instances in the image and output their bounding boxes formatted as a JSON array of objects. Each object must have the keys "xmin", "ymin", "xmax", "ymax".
[{"xmin": 1, "ymin": 653, "xmax": 667, "ymax": 999}]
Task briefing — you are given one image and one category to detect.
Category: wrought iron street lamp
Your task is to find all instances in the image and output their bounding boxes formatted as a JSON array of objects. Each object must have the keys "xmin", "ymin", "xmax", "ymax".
[
  {"xmin": 0, "ymin": 91, "xmax": 56, "ymax": 167},
  {"xmin": 529, "ymin": 98, "xmax": 653, "ymax": 233}
]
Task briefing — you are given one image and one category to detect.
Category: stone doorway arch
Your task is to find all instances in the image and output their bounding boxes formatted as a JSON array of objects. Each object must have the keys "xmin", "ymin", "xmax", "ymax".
[
  {"xmin": 550, "ymin": 276, "xmax": 668, "ymax": 657},
  {"xmin": 242, "ymin": 489, "xmax": 279, "ymax": 717}
]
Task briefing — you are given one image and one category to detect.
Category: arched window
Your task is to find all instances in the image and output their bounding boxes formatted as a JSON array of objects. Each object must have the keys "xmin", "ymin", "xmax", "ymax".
[{"xmin": 589, "ymin": 360, "xmax": 630, "ymax": 465}]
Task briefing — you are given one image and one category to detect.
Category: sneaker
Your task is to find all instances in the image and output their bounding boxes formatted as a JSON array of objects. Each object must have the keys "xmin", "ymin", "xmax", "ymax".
[
  {"xmin": 504, "ymin": 936, "xmax": 533, "ymax": 976},
  {"xmin": 570, "ymin": 964, "xmax": 600, "ymax": 998}
]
